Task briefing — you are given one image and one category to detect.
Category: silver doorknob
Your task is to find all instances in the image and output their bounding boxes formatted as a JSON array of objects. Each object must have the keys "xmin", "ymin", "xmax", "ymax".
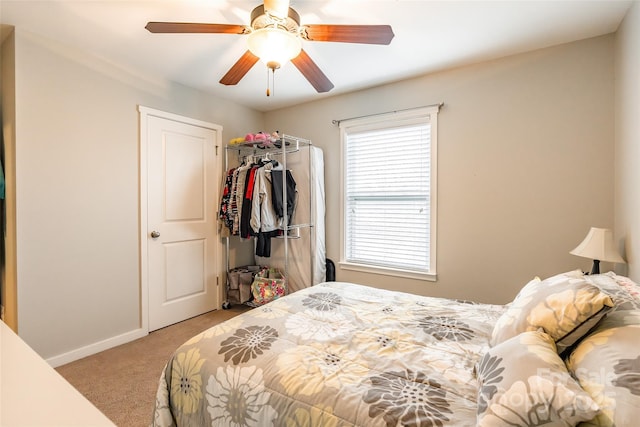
[{"xmin": 150, "ymin": 231, "xmax": 161, "ymax": 238}]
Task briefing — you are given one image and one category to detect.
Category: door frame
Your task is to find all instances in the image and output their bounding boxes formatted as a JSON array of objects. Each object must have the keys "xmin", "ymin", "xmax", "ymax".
[{"xmin": 138, "ymin": 105, "xmax": 224, "ymax": 333}]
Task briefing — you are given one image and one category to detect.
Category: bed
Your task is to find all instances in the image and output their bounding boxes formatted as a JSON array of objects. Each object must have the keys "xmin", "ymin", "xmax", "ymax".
[{"xmin": 151, "ymin": 272, "xmax": 640, "ymax": 427}]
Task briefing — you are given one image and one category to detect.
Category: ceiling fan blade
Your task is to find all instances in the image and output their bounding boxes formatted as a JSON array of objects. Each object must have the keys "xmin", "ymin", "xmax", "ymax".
[
  {"xmin": 145, "ymin": 22, "xmax": 247, "ymax": 34},
  {"xmin": 301, "ymin": 24, "xmax": 394, "ymax": 45},
  {"xmin": 219, "ymin": 50, "xmax": 260, "ymax": 86},
  {"xmin": 291, "ymin": 49, "xmax": 334, "ymax": 93}
]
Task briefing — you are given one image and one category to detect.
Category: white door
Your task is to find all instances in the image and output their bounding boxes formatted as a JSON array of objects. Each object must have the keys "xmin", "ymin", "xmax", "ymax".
[{"xmin": 140, "ymin": 107, "xmax": 223, "ymax": 332}]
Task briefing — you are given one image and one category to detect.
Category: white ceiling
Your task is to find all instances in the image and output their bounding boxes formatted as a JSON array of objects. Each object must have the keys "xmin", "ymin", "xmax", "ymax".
[{"xmin": 0, "ymin": 0, "xmax": 633, "ymax": 112}]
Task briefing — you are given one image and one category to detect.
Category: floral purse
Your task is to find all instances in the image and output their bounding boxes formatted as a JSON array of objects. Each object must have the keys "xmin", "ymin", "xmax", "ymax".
[{"xmin": 250, "ymin": 267, "xmax": 287, "ymax": 305}]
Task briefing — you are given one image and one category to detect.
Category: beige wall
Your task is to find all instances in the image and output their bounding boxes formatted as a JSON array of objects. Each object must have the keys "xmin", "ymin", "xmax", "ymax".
[
  {"xmin": 266, "ymin": 35, "xmax": 616, "ymax": 304},
  {"xmin": 615, "ymin": 1, "xmax": 640, "ymax": 280},
  {"xmin": 3, "ymin": 29, "xmax": 263, "ymax": 361}
]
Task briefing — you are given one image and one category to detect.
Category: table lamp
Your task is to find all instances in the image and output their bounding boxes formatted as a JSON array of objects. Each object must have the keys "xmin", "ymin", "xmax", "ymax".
[{"xmin": 570, "ymin": 227, "xmax": 625, "ymax": 274}]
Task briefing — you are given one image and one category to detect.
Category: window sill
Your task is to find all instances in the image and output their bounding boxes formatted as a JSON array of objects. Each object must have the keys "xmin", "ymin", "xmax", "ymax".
[{"xmin": 338, "ymin": 261, "xmax": 437, "ymax": 282}]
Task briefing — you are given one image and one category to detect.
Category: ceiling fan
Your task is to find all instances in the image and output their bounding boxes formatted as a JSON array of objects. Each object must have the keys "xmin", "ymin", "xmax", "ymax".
[{"xmin": 145, "ymin": 0, "xmax": 394, "ymax": 94}]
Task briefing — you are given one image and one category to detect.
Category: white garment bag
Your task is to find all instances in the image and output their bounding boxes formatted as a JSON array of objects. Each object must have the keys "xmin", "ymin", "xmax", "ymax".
[{"xmin": 255, "ymin": 146, "xmax": 326, "ymax": 292}]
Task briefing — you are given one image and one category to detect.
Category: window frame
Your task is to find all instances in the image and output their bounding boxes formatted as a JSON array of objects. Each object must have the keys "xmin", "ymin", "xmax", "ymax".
[{"xmin": 339, "ymin": 106, "xmax": 438, "ymax": 281}]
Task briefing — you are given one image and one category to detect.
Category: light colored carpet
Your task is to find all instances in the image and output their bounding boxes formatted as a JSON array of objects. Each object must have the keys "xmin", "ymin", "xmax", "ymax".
[{"xmin": 56, "ymin": 306, "xmax": 249, "ymax": 427}]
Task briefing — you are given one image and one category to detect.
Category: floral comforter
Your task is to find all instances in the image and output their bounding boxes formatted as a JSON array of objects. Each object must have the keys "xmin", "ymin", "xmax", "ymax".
[{"xmin": 151, "ymin": 281, "xmax": 505, "ymax": 427}]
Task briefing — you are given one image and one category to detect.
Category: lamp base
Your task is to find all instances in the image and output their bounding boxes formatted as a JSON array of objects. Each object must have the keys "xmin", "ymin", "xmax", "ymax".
[{"xmin": 590, "ymin": 259, "xmax": 600, "ymax": 275}]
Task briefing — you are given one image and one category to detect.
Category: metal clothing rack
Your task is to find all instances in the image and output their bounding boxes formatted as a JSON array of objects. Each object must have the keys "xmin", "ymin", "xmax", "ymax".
[{"xmin": 222, "ymin": 134, "xmax": 314, "ymax": 308}]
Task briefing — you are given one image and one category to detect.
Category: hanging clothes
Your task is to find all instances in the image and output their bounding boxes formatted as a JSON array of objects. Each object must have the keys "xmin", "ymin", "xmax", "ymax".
[
  {"xmin": 251, "ymin": 161, "xmax": 285, "ymax": 257},
  {"xmin": 231, "ymin": 161, "xmax": 253, "ymax": 236},
  {"xmin": 218, "ymin": 158, "xmax": 255, "ymax": 238},
  {"xmin": 218, "ymin": 152, "xmax": 302, "ymax": 258},
  {"xmin": 218, "ymin": 167, "xmax": 236, "ymax": 236},
  {"xmin": 270, "ymin": 169, "xmax": 297, "ymax": 225},
  {"xmin": 255, "ymin": 230, "xmax": 279, "ymax": 257},
  {"xmin": 240, "ymin": 165, "xmax": 260, "ymax": 239},
  {"xmin": 250, "ymin": 161, "xmax": 284, "ymax": 234}
]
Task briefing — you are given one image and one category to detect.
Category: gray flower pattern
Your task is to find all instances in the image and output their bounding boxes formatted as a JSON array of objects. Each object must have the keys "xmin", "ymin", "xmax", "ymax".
[
  {"xmin": 364, "ymin": 369, "xmax": 452, "ymax": 427},
  {"xmin": 417, "ymin": 316, "xmax": 474, "ymax": 341},
  {"xmin": 613, "ymin": 355, "xmax": 640, "ymax": 395},
  {"xmin": 218, "ymin": 325, "xmax": 278, "ymax": 364},
  {"xmin": 302, "ymin": 292, "xmax": 342, "ymax": 311},
  {"xmin": 476, "ymin": 353, "xmax": 504, "ymax": 413}
]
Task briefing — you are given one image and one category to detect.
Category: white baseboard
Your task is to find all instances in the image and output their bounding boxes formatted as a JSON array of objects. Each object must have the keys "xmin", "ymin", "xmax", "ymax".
[{"xmin": 46, "ymin": 327, "xmax": 148, "ymax": 368}]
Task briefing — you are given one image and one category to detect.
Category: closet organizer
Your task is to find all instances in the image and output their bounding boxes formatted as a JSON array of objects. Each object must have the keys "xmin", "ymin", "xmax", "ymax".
[{"xmin": 222, "ymin": 134, "xmax": 326, "ymax": 307}]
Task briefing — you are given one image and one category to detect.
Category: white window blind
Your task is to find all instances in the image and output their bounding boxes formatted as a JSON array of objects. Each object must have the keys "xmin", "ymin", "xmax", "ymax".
[{"xmin": 340, "ymin": 107, "xmax": 437, "ymax": 278}]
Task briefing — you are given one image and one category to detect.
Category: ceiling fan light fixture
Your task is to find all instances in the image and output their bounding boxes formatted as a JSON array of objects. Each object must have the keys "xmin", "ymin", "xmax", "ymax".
[
  {"xmin": 247, "ymin": 27, "xmax": 301, "ymax": 69},
  {"xmin": 147, "ymin": 2, "xmax": 392, "ymax": 93}
]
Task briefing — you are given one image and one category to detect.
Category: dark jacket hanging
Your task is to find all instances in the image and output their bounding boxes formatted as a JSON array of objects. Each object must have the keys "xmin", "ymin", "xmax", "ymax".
[{"xmin": 270, "ymin": 169, "xmax": 297, "ymax": 225}]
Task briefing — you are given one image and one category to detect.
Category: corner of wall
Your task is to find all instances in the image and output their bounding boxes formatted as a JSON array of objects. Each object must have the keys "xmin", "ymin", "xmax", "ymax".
[{"xmin": 614, "ymin": 1, "xmax": 640, "ymax": 281}]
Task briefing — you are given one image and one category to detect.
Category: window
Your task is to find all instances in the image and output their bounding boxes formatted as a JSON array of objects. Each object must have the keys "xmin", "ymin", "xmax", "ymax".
[{"xmin": 339, "ymin": 106, "xmax": 438, "ymax": 280}]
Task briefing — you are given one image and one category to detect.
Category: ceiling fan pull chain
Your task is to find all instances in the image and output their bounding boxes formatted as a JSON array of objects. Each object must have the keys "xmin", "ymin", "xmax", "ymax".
[
  {"xmin": 266, "ymin": 67, "xmax": 276, "ymax": 97},
  {"xmin": 266, "ymin": 68, "xmax": 270, "ymax": 97}
]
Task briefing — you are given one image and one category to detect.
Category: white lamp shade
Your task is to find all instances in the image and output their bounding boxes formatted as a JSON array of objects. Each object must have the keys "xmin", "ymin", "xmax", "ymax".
[
  {"xmin": 247, "ymin": 27, "xmax": 301, "ymax": 69},
  {"xmin": 570, "ymin": 227, "xmax": 625, "ymax": 263}
]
